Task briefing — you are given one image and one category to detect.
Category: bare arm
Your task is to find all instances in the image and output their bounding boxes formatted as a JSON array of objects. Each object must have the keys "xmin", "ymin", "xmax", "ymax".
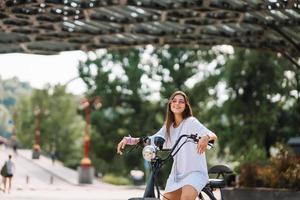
[
  {"xmin": 197, "ymin": 132, "xmax": 217, "ymax": 154},
  {"xmin": 117, "ymin": 136, "xmax": 139, "ymax": 155}
]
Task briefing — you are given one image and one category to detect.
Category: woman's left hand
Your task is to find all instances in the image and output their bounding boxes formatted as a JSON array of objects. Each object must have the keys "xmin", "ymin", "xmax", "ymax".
[{"xmin": 197, "ymin": 135, "xmax": 209, "ymax": 154}]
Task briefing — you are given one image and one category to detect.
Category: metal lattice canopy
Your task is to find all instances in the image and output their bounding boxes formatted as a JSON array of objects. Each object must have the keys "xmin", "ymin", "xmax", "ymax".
[{"xmin": 0, "ymin": 0, "xmax": 300, "ymax": 57}]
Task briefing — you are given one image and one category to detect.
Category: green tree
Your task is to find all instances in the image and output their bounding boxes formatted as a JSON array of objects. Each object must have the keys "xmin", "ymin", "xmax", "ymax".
[
  {"xmin": 16, "ymin": 85, "xmax": 84, "ymax": 167},
  {"xmin": 195, "ymin": 48, "xmax": 299, "ymax": 163},
  {"xmin": 79, "ymin": 49, "xmax": 158, "ymax": 174},
  {"xmin": 78, "ymin": 47, "xmax": 213, "ymax": 175},
  {"xmin": 0, "ymin": 77, "xmax": 32, "ymax": 138},
  {"xmin": 80, "ymin": 46, "xmax": 300, "ymax": 177},
  {"xmin": 0, "ymin": 104, "xmax": 13, "ymax": 138}
]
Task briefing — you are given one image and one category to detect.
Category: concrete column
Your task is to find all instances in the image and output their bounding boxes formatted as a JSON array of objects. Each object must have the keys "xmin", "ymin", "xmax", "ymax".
[{"xmin": 78, "ymin": 166, "xmax": 94, "ymax": 184}]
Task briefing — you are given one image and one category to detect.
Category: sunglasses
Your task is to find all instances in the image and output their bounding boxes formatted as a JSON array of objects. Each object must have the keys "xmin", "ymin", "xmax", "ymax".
[{"xmin": 170, "ymin": 99, "xmax": 186, "ymax": 104}]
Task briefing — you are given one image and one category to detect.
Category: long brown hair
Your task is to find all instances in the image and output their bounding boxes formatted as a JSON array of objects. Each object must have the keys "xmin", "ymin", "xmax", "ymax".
[{"xmin": 165, "ymin": 91, "xmax": 193, "ymax": 141}]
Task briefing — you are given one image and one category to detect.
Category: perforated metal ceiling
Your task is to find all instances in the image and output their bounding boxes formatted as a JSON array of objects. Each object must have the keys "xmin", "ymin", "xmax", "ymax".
[{"xmin": 0, "ymin": 0, "xmax": 299, "ymax": 56}]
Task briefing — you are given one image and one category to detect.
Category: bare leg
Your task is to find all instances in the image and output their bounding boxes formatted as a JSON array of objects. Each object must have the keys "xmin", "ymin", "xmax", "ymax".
[
  {"xmin": 163, "ymin": 188, "xmax": 181, "ymax": 200},
  {"xmin": 0, "ymin": 176, "xmax": 4, "ymax": 192},
  {"xmin": 8, "ymin": 177, "xmax": 12, "ymax": 193},
  {"xmin": 3, "ymin": 177, "xmax": 7, "ymax": 193},
  {"xmin": 180, "ymin": 185, "xmax": 198, "ymax": 200}
]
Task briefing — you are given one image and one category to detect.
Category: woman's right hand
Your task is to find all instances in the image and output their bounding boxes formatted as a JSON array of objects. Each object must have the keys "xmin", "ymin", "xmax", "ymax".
[
  {"xmin": 117, "ymin": 136, "xmax": 139, "ymax": 155},
  {"xmin": 117, "ymin": 138, "xmax": 127, "ymax": 155}
]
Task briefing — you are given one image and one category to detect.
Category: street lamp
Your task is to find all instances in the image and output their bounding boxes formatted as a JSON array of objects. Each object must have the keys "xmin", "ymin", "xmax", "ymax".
[
  {"xmin": 32, "ymin": 106, "xmax": 49, "ymax": 159},
  {"xmin": 78, "ymin": 96, "xmax": 102, "ymax": 183}
]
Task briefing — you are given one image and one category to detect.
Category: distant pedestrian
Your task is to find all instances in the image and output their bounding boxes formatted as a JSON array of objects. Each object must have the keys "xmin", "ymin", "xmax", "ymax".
[
  {"xmin": 0, "ymin": 165, "xmax": 4, "ymax": 192},
  {"xmin": 12, "ymin": 142, "xmax": 18, "ymax": 156},
  {"xmin": 50, "ymin": 150, "xmax": 57, "ymax": 165},
  {"xmin": 0, "ymin": 155, "xmax": 15, "ymax": 193}
]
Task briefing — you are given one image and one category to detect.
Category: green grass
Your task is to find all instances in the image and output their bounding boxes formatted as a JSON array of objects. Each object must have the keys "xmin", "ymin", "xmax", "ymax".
[{"xmin": 102, "ymin": 173, "xmax": 131, "ymax": 185}]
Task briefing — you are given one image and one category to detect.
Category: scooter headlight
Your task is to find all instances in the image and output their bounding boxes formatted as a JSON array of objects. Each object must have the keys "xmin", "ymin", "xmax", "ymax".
[{"xmin": 142, "ymin": 145, "xmax": 156, "ymax": 162}]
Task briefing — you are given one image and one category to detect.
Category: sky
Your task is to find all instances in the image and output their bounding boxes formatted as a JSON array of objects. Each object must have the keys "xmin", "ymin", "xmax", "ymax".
[{"xmin": 0, "ymin": 51, "xmax": 88, "ymax": 95}]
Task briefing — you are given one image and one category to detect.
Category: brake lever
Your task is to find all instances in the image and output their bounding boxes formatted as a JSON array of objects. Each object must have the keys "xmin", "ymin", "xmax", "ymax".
[{"xmin": 190, "ymin": 134, "xmax": 214, "ymax": 149}]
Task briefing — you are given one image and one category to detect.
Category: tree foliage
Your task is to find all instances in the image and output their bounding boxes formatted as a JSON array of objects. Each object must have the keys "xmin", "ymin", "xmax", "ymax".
[
  {"xmin": 0, "ymin": 77, "xmax": 32, "ymax": 137},
  {"xmin": 79, "ymin": 46, "xmax": 299, "ymax": 176},
  {"xmin": 195, "ymin": 48, "xmax": 300, "ymax": 163},
  {"xmin": 16, "ymin": 85, "xmax": 84, "ymax": 167},
  {"xmin": 78, "ymin": 47, "xmax": 211, "ymax": 174}
]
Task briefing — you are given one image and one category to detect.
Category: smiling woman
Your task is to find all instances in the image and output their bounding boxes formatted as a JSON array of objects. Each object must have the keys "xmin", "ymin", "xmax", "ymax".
[
  {"xmin": 0, "ymin": 51, "xmax": 87, "ymax": 95},
  {"xmin": 117, "ymin": 90, "xmax": 217, "ymax": 200}
]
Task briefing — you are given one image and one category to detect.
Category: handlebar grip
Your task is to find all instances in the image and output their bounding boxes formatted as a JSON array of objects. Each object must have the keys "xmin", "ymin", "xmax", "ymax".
[
  {"xmin": 137, "ymin": 136, "xmax": 149, "ymax": 147},
  {"xmin": 189, "ymin": 134, "xmax": 214, "ymax": 148},
  {"xmin": 207, "ymin": 141, "xmax": 214, "ymax": 149}
]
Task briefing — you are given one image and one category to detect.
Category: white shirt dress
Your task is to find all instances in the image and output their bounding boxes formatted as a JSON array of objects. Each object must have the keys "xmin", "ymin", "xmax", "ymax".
[{"xmin": 150, "ymin": 116, "xmax": 214, "ymax": 194}]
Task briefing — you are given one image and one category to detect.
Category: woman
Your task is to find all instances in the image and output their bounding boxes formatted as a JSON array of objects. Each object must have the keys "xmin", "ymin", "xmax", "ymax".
[
  {"xmin": 117, "ymin": 91, "xmax": 217, "ymax": 200},
  {"xmin": 1, "ymin": 155, "xmax": 15, "ymax": 193}
]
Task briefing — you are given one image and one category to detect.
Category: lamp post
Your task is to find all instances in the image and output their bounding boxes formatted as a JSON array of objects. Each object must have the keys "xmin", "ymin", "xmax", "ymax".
[
  {"xmin": 78, "ymin": 96, "xmax": 102, "ymax": 183},
  {"xmin": 32, "ymin": 106, "xmax": 49, "ymax": 159}
]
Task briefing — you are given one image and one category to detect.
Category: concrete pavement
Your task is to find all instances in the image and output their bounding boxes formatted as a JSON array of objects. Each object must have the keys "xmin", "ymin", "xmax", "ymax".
[
  {"xmin": 1, "ymin": 187, "xmax": 146, "ymax": 200},
  {"xmin": 0, "ymin": 146, "xmax": 220, "ymax": 200},
  {"xmin": 0, "ymin": 146, "xmax": 145, "ymax": 199}
]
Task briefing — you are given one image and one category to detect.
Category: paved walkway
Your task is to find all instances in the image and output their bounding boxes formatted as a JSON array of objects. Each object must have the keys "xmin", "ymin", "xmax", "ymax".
[
  {"xmin": 17, "ymin": 149, "xmax": 91, "ymax": 186},
  {"xmin": 0, "ymin": 146, "xmax": 145, "ymax": 199},
  {"xmin": 0, "ymin": 146, "xmax": 219, "ymax": 200}
]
